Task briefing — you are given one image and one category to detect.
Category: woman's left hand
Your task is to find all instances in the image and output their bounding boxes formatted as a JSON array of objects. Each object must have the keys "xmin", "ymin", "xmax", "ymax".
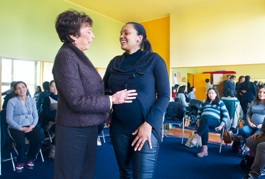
[
  {"xmin": 215, "ymin": 125, "xmax": 223, "ymax": 131},
  {"xmin": 131, "ymin": 122, "xmax": 152, "ymax": 151},
  {"xmin": 24, "ymin": 125, "xmax": 34, "ymax": 133}
]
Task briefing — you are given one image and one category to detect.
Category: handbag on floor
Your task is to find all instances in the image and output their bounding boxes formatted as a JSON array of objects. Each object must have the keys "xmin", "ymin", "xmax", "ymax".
[
  {"xmin": 185, "ymin": 131, "xmax": 201, "ymax": 147},
  {"xmin": 223, "ymin": 129, "xmax": 232, "ymax": 144},
  {"xmin": 238, "ymin": 155, "xmax": 254, "ymax": 171}
]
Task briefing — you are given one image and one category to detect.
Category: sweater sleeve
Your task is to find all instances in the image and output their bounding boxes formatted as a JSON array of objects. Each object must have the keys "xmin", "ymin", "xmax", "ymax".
[
  {"xmin": 220, "ymin": 101, "xmax": 230, "ymax": 127},
  {"xmin": 145, "ymin": 55, "xmax": 170, "ymax": 131},
  {"xmin": 6, "ymin": 99, "xmax": 21, "ymax": 130},
  {"xmin": 31, "ymin": 97, "xmax": 38, "ymax": 127}
]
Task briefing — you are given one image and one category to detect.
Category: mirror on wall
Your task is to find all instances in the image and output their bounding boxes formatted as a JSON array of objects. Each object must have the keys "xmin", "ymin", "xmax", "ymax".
[{"xmin": 171, "ymin": 63, "xmax": 265, "ymax": 101}]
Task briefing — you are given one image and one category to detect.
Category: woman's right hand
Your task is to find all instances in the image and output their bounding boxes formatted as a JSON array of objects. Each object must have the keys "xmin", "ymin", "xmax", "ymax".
[
  {"xmin": 249, "ymin": 122, "xmax": 256, "ymax": 128},
  {"xmin": 251, "ymin": 132, "xmax": 263, "ymax": 139},
  {"xmin": 112, "ymin": 89, "xmax": 137, "ymax": 104},
  {"xmin": 20, "ymin": 126, "xmax": 33, "ymax": 133}
]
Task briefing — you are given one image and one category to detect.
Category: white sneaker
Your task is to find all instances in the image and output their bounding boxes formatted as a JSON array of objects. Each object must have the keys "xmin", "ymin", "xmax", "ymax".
[{"xmin": 97, "ymin": 137, "xmax": 102, "ymax": 146}]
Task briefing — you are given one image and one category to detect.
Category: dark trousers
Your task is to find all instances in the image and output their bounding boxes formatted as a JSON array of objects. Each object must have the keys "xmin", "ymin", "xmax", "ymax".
[
  {"xmin": 111, "ymin": 131, "xmax": 159, "ymax": 179},
  {"xmin": 54, "ymin": 124, "xmax": 98, "ymax": 179},
  {"xmin": 9, "ymin": 127, "xmax": 45, "ymax": 163},
  {"xmin": 241, "ymin": 101, "xmax": 250, "ymax": 123},
  {"xmin": 197, "ymin": 117, "xmax": 220, "ymax": 145}
]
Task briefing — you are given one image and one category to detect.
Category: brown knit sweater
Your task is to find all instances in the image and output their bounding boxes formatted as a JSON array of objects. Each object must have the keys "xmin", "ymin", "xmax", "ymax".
[{"xmin": 52, "ymin": 43, "xmax": 110, "ymax": 127}]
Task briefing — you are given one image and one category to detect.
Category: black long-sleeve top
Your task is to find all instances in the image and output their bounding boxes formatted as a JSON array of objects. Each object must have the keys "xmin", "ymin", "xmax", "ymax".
[
  {"xmin": 103, "ymin": 49, "xmax": 170, "ymax": 141},
  {"xmin": 43, "ymin": 93, "xmax": 58, "ymax": 122}
]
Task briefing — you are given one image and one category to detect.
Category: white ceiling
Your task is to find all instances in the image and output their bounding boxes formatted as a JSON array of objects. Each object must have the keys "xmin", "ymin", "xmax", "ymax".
[{"xmin": 67, "ymin": 0, "xmax": 222, "ymax": 23}]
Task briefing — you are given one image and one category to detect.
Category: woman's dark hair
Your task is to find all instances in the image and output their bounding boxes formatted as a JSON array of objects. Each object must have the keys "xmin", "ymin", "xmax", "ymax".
[
  {"xmin": 178, "ymin": 85, "xmax": 186, "ymax": 93},
  {"xmin": 50, "ymin": 80, "xmax": 55, "ymax": 86},
  {"xmin": 204, "ymin": 88, "xmax": 220, "ymax": 107},
  {"xmin": 36, "ymin": 86, "xmax": 42, "ymax": 93},
  {"xmin": 253, "ymin": 86, "xmax": 265, "ymax": 104},
  {"xmin": 55, "ymin": 10, "xmax": 93, "ymax": 43},
  {"xmin": 12, "ymin": 81, "xmax": 29, "ymax": 97},
  {"xmin": 238, "ymin": 76, "xmax": 245, "ymax": 83},
  {"xmin": 126, "ymin": 22, "xmax": 152, "ymax": 52},
  {"xmin": 242, "ymin": 75, "xmax": 251, "ymax": 89}
]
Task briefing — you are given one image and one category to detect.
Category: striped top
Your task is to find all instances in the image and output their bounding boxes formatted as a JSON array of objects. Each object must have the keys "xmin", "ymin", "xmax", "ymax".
[{"xmin": 197, "ymin": 100, "xmax": 229, "ymax": 127}]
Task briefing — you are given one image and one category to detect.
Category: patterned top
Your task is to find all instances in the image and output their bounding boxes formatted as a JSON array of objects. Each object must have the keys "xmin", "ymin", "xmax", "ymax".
[{"xmin": 197, "ymin": 100, "xmax": 229, "ymax": 127}]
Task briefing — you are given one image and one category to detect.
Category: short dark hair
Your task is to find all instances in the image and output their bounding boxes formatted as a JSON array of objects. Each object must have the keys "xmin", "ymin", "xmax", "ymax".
[
  {"xmin": 230, "ymin": 75, "xmax": 236, "ymax": 80},
  {"xmin": 205, "ymin": 79, "xmax": 210, "ymax": 83},
  {"xmin": 42, "ymin": 81, "xmax": 50, "ymax": 91},
  {"xmin": 55, "ymin": 10, "xmax": 93, "ymax": 43}
]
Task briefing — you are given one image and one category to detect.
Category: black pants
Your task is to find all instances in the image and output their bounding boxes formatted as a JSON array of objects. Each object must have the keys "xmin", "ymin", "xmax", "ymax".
[
  {"xmin": 9, "ymin": 127, "xmax": 45, "ymax": 163},
  {"xmin": 111, "ymin": 131, "xmax": 159, "ymax": 179},
  {"xmin": 54, "ymin": 124, "xmax": 98, "ymax": 179}
]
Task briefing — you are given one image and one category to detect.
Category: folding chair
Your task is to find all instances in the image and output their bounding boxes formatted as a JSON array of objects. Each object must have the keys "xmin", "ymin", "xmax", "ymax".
[
  {"xmin": 162, "ymin": 117, "xmax": 185, "ymax": 144},
  {"xmin": 162, "ymin": 101, "xmax": 186, "ymax": 144},
  {"xmin": 98, "ymin": 125, "xmax": 110, "ymax": 144},
  {"xmin": 209, "ymin": 127, "xmax": 225, "ymax": 153},
  {"xmin": 7, "ymin": 128, "xmax": 44, "ymax": 171}
]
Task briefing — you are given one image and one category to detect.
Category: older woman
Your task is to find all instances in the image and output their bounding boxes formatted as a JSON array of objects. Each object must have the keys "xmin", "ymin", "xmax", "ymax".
[
  {"xmin": 191, "ymin": 88, "xmax": 229, "ymax": 157},
  {"xmin": 6, "ymin": 81, "xmax": 44, "ymax": 173},
  {"xmin": 53, "ymin": 10, "xmax": 137, "ymax": 179},
  {"xmin": 104, "ymin": 22, "xmax": 170, "ymax": 179}
]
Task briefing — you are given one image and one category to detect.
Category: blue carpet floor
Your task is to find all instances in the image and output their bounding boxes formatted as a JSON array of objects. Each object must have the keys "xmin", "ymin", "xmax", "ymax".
[{"xmin": 0, "ymin": 136, "xmax": 255, "ymax": 179}]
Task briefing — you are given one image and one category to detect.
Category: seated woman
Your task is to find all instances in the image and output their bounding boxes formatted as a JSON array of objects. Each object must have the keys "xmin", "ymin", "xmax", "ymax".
[
  {"xmin": 177, "ymin": 85, "xmax": 189, "ymax": 108},
  {"xmin": 243, "ymin": 117, "xmax": 265, "ymax": 179},
  {"xmin": 187, "ymin": 86, "xmax": 196, "ymax": 100},
  {"xmin": 42, "ymin": 80, "xmax": 58, "ymax": 159},
  {"xmin": 6, "ymin": 81, "xmax": 45, "ymax": 173},
  {"xmin": 238, "ymin": 87, "xmax": 265, "ymax": 142},
  {"xmin": 191, "ymin": 88, "xmax": 229, "ymax": 157}
]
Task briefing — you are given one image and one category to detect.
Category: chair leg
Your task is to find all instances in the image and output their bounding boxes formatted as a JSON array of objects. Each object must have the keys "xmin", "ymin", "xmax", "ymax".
[
  {"xmin": 10, "ymin": 152, "xmax": 16, "ymax": 171},
  {"xmin": 39, "ymin": 149, "xmax": 45, "ymax": 162},
  {"xmin": 181, "ymin": 117, "xmax": 184, "ymax": 144},
  {"xmin": 101, "ymin": 130, "xmax": 106, "ymax": 143},
  {"xmin": 219, "ymin": 128, "xmax": 224, "ymax": 153},
  {"xmin": 47, "ymin": 131, "xmax": 53, "ymax": 143}
]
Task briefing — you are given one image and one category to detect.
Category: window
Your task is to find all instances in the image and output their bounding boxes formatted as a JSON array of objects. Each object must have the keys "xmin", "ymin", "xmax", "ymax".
[{"xmin": 1, "ymin": 57, "xmax": 53, "ymax": 108}]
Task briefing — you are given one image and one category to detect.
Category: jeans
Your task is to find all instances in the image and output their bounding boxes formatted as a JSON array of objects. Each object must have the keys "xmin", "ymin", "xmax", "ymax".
[
  {"xmin": 197, "ymin": 117, "xmax": 220, "ymax": 145},
  {"xmin": 111, "ymin": 131, "xmax": 159, "ymax": 179},
  {"xmin": 239, "ymin": 125, "xmax": 261, "ymax": 140}
]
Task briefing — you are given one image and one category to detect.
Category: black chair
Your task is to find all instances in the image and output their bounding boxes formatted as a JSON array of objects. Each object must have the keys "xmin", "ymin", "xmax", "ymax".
[{"xmin": 162, "ymin": 101, "xmax": 186, "ymax": 144}]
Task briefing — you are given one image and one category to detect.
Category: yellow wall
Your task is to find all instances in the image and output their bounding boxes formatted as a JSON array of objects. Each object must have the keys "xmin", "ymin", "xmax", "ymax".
[
  {"xmin": 0, "ymin": 0, "xmax": 123, "ymax": 67},
  {"xmin": 141, "ymin": 17, "xmax": 170, "ymax": 71},
  {"xmin": 170, "ymin": 0, "xmax": 265, "ymax": 67}
]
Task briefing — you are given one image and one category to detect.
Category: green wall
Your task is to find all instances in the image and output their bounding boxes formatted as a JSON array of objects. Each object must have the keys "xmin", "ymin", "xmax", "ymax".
[{"xmin": 0, "ymin": 0, "xmax": 123, "ymax": 67}]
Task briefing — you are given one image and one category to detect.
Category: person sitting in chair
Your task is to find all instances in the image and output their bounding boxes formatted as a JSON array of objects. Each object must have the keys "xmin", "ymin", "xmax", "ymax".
[
  {"xmin": 243, "ymin": 117, "xmax": 265, "ymax": 179},
  {"xmin": 42, "ymin": 80, "xmax": 58, "ymax": 159},
  {"xmin": 6, "ymin": 81, "xmax": 45, "ymax": 173},
  {"xmin": 191, "ymin": 88, "xmax": 229, "ymax": 157}
]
